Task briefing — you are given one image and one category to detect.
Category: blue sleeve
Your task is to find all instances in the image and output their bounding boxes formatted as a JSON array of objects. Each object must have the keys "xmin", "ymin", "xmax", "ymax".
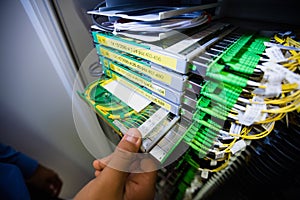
[
  {"xmin": 0, "ymin": 143, "xmax": 39, "ymax": 179},
  {"xmin": 0, "ymin": 163, "xmax": 31, "ymax": 200}
]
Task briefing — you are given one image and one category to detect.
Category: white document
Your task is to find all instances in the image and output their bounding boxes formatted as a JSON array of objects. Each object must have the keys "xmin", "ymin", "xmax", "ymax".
[{"xmin": 103, "ymin": 80, "xmax": 151, "ymax": 112}]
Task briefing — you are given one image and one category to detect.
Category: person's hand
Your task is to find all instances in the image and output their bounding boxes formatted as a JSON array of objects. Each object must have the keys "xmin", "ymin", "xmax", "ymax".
[
  {"xmin": 26, "ymin": 164, "xmax": 63, "ymax": 197},
  {"xmin": 74, "ymin": 128, "xmax": 157, "ymax": 200}
]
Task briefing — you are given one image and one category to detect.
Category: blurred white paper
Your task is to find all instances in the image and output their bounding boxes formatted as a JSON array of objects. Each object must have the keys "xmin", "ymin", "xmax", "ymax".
[{"xmin": 103, "ymin": 80, "xmax": 151, "ymax": 112}]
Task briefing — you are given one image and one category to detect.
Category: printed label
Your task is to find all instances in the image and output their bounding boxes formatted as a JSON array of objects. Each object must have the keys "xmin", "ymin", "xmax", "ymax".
[
  {"xmin": 99, "ymin": 47, "xmax": 172, "ymax": 84},
  {"xmin": 97, "ymin": 35, "xmax": 178, "ymax": 70},
  {"xmin": 109, "ymin": 62, "xmax": 166, "ymax": 96}
]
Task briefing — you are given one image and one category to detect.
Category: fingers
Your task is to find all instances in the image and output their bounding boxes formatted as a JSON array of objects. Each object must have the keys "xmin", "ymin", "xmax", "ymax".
[
  {"xmin": 93, "ymin": 155, "xmax": 113, "ymax": 170},
  {"xmin": 125, "ymin": 157, "xmax": 158, "ymax": 200},
  {"xmin": 127, "ymin": 158, "xmax": 158, "ymax": 185},
  {"xmin": 125, "ymin": 163, "xmax": 157, "ymax": 200},
  {"xmin": 93, "ymin": 155, "xmax": 113, "ymax": 177},
  {"xmin": 127, "ymin": 153, "xmax": 160, "ymax": 173},
  {"xmin": 126, "ymin": 172, "xmax": 157, "ymax": 200}
]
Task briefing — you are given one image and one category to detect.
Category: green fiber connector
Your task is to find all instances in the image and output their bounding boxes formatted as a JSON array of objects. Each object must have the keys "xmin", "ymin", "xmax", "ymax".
[
  {"xmin": 184, "ymin": 169, "xmax": 196, "ymax": 183},
  {"xmin": 207, "ymin": 62, "xmax": 224, "ymax": 73},
  {"xmin": 193, "ymin": 110, "xmax": 207, "ymax": 121},
  {"xmin": 177, "ymin": 183, "xmax": 188, "ymax": 197},
  {"xmin": 206, "ymin": 118, "xmax": 223, "ymax": 130},
  {"xmin": 191, "ymin": 139, "xmax": 203, "ymax": 148},
  {"xmin": 206, "ymin": 71, "xmax": 248, "ymax": 87},
  {"xmin": 226, "ymin": 62, "xmax": 255, "ymax": 74},
  {"xmin": 185, "ymin": 134, "xmax": 194, "ymax": 142},
  {"xmin": 199, "ymin": 107, "xmax": 227, "ymax": 120},
  {"xmin": 201, "ymin": 139, "xmax": 214, "ymax": 149},
  {"xmin": 238, "ymin": 52, "xmax": 260, "ymax": 67},
  {"xmin": 184, "ymin": 123, "xmax": 203, "ymax": 142},
  {"xmin": 200, "ymin": 92, "xmax": 236, "ymax": 108},
  {"xmin": 219, "ymin": 89, "xmax": 240, "ymax": 103},
  {"xmin": 194, "ymin": 132, "xmax": 210, "ymax": 144},
  {"xmin": 199, "ymin": 150, "xmax": 207, "ymax": 158},
  {"xmin": 197, "ymin": 120, "xmax": 221, "ymax": 132},
  {"xmin": 189, "ymin": 142, "xmax": 202, "ymax": 153},
  {"xmin": 204, "ymin": 128, "xmax": 219, "ymax": 138},
  {"xmin": 192, "ymin": 139, "xmax": 211, "ymax": 151},
  {"xmin": 197, "ymin": 97, "xmax": 211, "ymax": 108},
  {"xmin": 237, "ymin": 34, "xmax": 253, "ymax": 46},
  {"xmin": 220, "ymin": 87, "xmax": 241, "ymax": 100},
  {"xmin": 211, "ymin": 106, "xmax": 230, "ymax": 117},
  {"xmin": 223, "ymin": 82, "xmax": 243, "ymax": 94},
  {"xmin": 196, "ymin": 130, "xmax": 216, "ymax": 141},
  {"xmin": 190, "ymin": 121, "xmax": 203, "ymax": 130},
  {"xmin": 221, "ymin": 35, "xmax": 253, "ymax": 62},
  {"xmin": 185, "ymin": 129, "xmax": 199, "ymax": 139},
  {"xmin": 203, "ymin": 106, "xmax": 228, "ymax": 118},
  {"xmin": 201, "ymin": 81, "xmax": 219, "ymax": 93},
  {"xmin": 248, "ymin": 37, "xmax": 269, "ymax": 53},
  {"xmin": 189, "ymin": 126, "xmax": 199, "ymax": 135},
  {"xmin": 214, "ymin": 104, "xmax": 232, "ymax": 115},
  {"xmin": 220, "ymin": 53, "xmax": 233, "ymax": 63},
  {"xmin": 184, "ymin": 133, "xmax": 193, "ymax": 143},
  {"xmin": 192, "ymin": 143, "xmax": 210, "ymax": 157},
  {"xmin": 190, "ymin": 63, "xmax": 197, "ymax": 71}
]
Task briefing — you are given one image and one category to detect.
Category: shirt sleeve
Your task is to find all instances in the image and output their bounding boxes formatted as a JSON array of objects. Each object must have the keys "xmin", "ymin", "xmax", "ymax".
[{"xmin": 0, "ymin": 143, "xmax": 39, "ymax": 179}]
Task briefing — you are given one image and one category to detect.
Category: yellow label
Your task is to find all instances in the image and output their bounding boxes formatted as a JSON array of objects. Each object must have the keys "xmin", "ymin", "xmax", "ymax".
[
  {"xmin": 105, "ymin": 69, "xmax": 111, "ymax": 77},
  {"xmin": 109, "ymin": 63, "xmax": 166, "ymax": 96},
  {"xmin": 99, "ymin": 47, "xmax": 172, "ymax": 84},
  {"xmin": 113, "ymin": 75, "xmax": 172, "ymax": 111},
  {"xmin": 103, "ymin": 58, "xmax": 109, "ymax": 67},
  {"xmin": 97, "ymin": 35, "xmax": 177, "ymax": 71}
]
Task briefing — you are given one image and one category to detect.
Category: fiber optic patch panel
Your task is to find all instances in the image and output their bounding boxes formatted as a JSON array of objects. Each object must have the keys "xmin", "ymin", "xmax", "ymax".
[{"xmin": 78, "ymin": 2, "xmax": 300, "ymax": 199}]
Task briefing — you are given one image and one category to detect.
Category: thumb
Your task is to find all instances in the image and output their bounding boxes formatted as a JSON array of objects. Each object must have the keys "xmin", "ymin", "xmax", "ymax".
[
  {"xmin": 118, "ymin": 128, "xmax": 142, "ymax": 154},
  {"xmin": 107, "ymin": 128, "xmax": 142, "ymax": 172}
]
